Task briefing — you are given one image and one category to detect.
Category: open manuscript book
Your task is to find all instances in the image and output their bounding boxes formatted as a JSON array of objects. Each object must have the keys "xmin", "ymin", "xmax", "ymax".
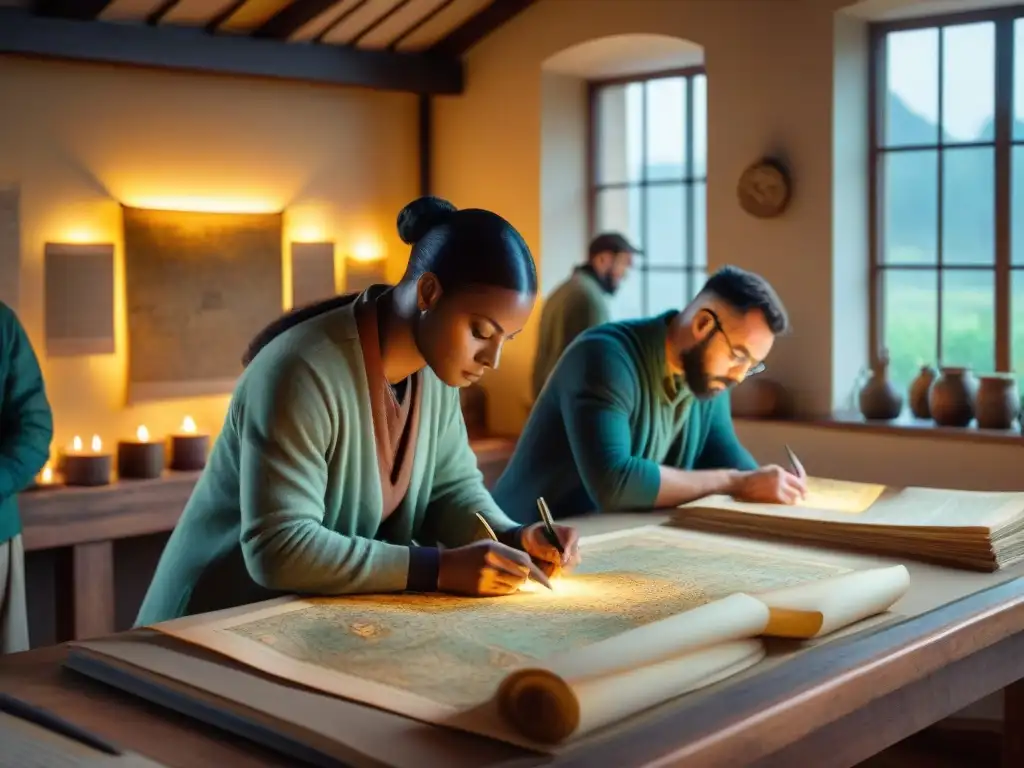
[
  {"xmin": 672, "ymin": 477, "xmax": 1024, "ymax": 571},
  {"xmin": 151, "ymin": 527, "xmax": 909, "ymax": 751}
]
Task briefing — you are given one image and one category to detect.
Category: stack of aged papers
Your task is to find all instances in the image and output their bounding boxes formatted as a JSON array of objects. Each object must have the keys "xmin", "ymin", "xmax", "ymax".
[{"xmin": 672, "ymin": 478, "xmax": 1024, "ymax": 571}]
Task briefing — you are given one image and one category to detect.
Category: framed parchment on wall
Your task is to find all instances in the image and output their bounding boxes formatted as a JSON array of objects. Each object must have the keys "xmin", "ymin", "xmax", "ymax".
[{"xmin": 123, "ymin": 206, "xmax": 283, "ymax": 402}]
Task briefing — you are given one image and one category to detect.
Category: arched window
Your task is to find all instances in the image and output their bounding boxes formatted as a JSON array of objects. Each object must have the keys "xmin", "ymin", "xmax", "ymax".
[{"xmin": 589, "ymin": 68, "xmax": 707, "ymax": 320}]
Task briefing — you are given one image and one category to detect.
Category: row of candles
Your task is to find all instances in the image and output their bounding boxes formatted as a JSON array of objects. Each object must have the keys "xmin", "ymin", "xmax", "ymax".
[{"xmin": 35, "ymin": 416, "xmax": 210, "ymax": 488}]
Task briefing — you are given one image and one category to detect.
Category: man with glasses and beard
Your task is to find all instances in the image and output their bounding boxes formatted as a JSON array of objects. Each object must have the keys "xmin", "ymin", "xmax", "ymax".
[
  {"xmin": 530, "ymin": 233, "xmax": 637, "ymax": 400},
  {"xmin": 494, "ymin": 266, "xmax": 806, "ymax": 524}
]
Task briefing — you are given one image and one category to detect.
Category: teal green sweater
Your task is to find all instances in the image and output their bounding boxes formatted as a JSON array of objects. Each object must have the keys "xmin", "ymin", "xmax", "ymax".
[
  {"xmin": 136, "ymin": 296, "xmax": 522, "ymax": 626},
  {"xmin": 531, "ymin": 267, "xmax": 610, "ymax": 399},
  {"xmin": 0, "ymin": 303, "xmax": 53, "ymax": 543},
  {"xmin": 494, "ymin": 312, "xmax": 757, "ymax": 523}
]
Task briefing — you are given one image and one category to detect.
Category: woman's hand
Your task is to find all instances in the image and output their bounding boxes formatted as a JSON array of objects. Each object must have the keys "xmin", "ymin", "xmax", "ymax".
[
  {"xmin": 437, "ymin": 540, "xmax": 549, "ymax": 596},
  {"xmin": 521, "ymin": 523, "xmax": 581, "ymax": 578}
]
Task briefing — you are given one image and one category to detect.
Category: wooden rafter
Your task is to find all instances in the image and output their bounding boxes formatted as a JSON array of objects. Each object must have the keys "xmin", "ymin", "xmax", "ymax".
[
  {"xmin": 350, "ymin": 0, "xmax": 412, "ymax": 46},
  {"xmin": 146, "ymin": 0, "xmax": 181, "ymax": 26},
  {"xmin": 253, "ymin": 0, "xmax": 341, "ymax": 39},
  {"xmin": 386, "ymin": 0, "xmax": 455, "ymax": 50},
  {"xmin": 0, "ymin": 8, "xmax": 463, "ymax": 94},
  {"xmin": 429, "ymin": 0, "xmax": 536, "ymax": 57},
  {"xmin": 206, "ymin": 0, "xmax": 248, "ymax": 32}
]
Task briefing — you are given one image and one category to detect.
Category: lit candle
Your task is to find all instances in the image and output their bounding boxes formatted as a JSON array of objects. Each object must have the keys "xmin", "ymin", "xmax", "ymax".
[
  {"xmin": 117, "ymin": 424, "xmax": 165, "ymax": 480},
  {"xmin": 170, "ymin": 415, "xmax": 209, "ymax": 471},
  {"xmin": 62, "ymin": 434, "xmax": 112, "ymax": 487}
]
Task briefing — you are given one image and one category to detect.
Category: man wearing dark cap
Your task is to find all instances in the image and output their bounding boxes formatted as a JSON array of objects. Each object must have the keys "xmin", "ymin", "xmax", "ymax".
[{"xmin": 530, "ymin": 232, "xmax": 638, "ymax": 399}]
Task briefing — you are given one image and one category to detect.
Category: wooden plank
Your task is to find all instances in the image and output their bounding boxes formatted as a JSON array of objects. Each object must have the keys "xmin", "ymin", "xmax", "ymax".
[
  {"xmin": 19, "ymin": 438, "xmax": 515, "ymax": 552},
  {"xmin": 428, "ymin": 0, "xmax": 536, "ymax": 57},
  {"xmin": 0, "ymin": 8, "xmax": 463, "ymax": 95},
  {"xmin": 20, "ymin": 472, "xmax": 201, "ymax": 552},
  {"xmin": 252, "ymin": 0, "xmax": 339, "ymax": 39}
]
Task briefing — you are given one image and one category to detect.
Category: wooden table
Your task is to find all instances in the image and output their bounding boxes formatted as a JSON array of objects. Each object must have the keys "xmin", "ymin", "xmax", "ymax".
[{"xmin": 3, "ymin": 515, "xmax": 1024, "ymax": 767}]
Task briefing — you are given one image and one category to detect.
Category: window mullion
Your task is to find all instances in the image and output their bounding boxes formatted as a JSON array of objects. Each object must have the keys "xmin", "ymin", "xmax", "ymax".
[
  {"xmin": 995, "ymin": 17, "xmax": 1013, "ymax": 372},
  {"xmin": 640, "ymin": 81, "xmax": 649, "ymax": 315},
  {"xmin": 685, "ymin": 76, "xmax": 694, "ymax": 299},
  {"xmin": 936, "ymin": 28, "xmax": 945, "ymax": 367}
]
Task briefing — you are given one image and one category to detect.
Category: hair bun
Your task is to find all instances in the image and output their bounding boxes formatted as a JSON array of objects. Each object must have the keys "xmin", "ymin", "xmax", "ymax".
[{"xmin": 397, "ymin": 196, "xmax": 457, "ymax": 245}]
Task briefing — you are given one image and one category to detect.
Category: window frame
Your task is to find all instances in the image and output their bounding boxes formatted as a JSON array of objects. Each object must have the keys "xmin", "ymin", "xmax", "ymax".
[
  {"xmin": 586, "ymin": 65, "xmax": 708, "ymax": 315},
  {"xmin": 868, "ymin": 6, "xmax": 1022, "ymax": 374}
]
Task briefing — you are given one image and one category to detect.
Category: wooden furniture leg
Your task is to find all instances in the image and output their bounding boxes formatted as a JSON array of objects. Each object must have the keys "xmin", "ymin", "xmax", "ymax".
[
  {"xmin": 55, "ymin": 540, "xmax": 115, "ymax": 642},
  {"xmin": 1003, "ymin": 679, "xmax": 1024, "ymax": 767}
]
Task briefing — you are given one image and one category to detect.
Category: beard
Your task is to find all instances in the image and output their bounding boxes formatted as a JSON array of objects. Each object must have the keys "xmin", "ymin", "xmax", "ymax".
[
  {"xmin": 678, "ymin": 336, "xmax": 738, "ymax": 400},
  {"xmin": 595, "ymin": 271, "xmax": 620, "ymax": 295}
]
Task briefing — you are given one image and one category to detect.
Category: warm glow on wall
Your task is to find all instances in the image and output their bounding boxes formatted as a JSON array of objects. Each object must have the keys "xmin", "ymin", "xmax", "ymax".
[
  {"xmin": 292, "ymin": 225, "xmax": 326, "ymax": 242},
  {"xmin": 350, "ymin": 236, "xmax": 385, "ymax": 263},
  {"xmin": 118, "ymin": 195, "xmax": 281, "ymax": 215},
  {"xmin": 61, "ymin": 227, "xmax": 103, "ymax": 244}
]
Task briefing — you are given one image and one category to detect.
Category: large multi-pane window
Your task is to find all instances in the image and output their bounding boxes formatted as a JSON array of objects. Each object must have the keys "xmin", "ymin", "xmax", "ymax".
[
  {"xmin": 589, "ymin": 68, "xmax": 707, "ymax": 321},
  {"xmin": 872, "ymin": 8, "xmax": 1024, "ymax": 390}
]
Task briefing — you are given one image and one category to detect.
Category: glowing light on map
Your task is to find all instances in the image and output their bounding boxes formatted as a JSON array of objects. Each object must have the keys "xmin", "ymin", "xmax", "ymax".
[{"xmin": 518, "ymin": 576, "xmax": 595, "ymax": 597}]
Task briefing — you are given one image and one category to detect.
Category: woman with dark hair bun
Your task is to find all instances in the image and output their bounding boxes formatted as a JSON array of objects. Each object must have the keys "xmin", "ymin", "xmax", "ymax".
[{"xmin": 136, "ymin": 197, "xmax": 580, "ymax": 625}]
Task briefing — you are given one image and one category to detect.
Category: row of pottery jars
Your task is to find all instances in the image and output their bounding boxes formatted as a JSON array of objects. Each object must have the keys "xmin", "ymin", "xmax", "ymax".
[
  {"xmin": 859, "ymin": 353, "xmax": 1020, "ymax": 429},
  {"xmin": 908, "ymin": 365, "xmax": 1019, "ymax": 429}
]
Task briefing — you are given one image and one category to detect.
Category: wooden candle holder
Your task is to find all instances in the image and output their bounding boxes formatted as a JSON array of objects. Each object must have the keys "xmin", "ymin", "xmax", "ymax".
[
  {"xmin": 62, "ymin": 452, "xmax": 112, "ymax": 487},
  {"xmin": 171, "ymin": 434, "xmax": 209, "ymax": 471},
  {"xmin": 117, "ymin": 441, "xmax": 165, "ymax": 480}
]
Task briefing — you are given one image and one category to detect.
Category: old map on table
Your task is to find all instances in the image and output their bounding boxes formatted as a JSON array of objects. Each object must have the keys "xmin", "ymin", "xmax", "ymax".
[{"xmin": 154, "ymin": 527, "xmax": 848, "ymax": 727}]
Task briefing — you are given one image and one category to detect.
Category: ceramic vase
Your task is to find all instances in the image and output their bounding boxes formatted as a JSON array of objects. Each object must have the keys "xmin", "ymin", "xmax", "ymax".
[
  {"xmin": 975, "ymin": 374, "xmax": 1020, "ymax": 430},
  {"xmin": 857, "ymin": 351, "xmax": 904, "ymax": 420},
  {"xmin": 908, "ymin": 364, "xmax": 938, "ymax": 419},
  {"xmin": 928, "ymin": 367, "xmax": 978, "ymax": 427},
  {"xmin": 730, "ymin": 378, "xmax": 791, "ymax": 419}
]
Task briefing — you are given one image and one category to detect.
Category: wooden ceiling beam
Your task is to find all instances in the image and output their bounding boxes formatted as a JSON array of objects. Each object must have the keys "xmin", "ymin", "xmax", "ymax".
[
  {"xmin": 252, "ymin": 0, "xmax": 341, "ymax": 39},
  {"xmin": 205, "ymin": 0, "xmax": 248, "ymax": 32},
  {"xmin": 33, "ymin": 0, "xmax": 113, "ymax": 20},
  {"xmin": 146, "ymin": 0, "xmax": 181, "ymax": 26},
  {"xmin": 0, "ymin": 9, "xmax": 463, "ymax": 95},
  {"xmin": 429, "ymin": 0, "xmax": 536, "ymax": 57}
]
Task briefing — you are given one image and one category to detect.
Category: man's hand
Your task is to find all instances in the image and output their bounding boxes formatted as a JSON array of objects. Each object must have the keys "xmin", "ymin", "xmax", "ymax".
[
  {"xmin": 438, "ymin": 540, "xmax": 547, "ymax": 597},
  {"xmin": 521, "ymin": 523, "xmax": 581, "ymax": 578},
  {"xmin": 731, "ymin": 465, "xmax": 806, "ymax": 505}
]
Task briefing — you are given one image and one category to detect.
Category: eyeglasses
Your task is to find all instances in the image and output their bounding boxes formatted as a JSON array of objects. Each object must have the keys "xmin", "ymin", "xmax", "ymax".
[{"xmin": 704, "ymin": 309, "xmax": 766, "ymax": 377}]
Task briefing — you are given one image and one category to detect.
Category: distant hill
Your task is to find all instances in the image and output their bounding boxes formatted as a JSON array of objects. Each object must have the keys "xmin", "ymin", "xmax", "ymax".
[{"xmin": 882, "ymin": 92, "xmax": 1020, "ymax": 264}]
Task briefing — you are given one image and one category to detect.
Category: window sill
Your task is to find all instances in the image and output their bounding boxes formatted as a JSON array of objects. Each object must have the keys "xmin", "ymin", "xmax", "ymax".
[{"xmin": 735, "ymin": 411, "xmax": 1024, "ymax": 446}]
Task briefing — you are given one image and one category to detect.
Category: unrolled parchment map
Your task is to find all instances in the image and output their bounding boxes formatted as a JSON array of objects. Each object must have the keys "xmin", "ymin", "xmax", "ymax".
[{"xmin": 157, "ymin": 528, "xmax": 848, "ymax": 714}]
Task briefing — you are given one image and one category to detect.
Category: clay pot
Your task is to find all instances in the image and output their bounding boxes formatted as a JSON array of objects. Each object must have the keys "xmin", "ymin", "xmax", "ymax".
[
  {"xmin": 730, "ymin": 378, "xmax": 791, "ymax": 419},
  {"xmin": 858, "ymin": 351, "xmax": 904, "ymax": 420},
  {"xmin": 927, "ymin": 367, "xmax": 978, "ymax": 427},
  {"xmin": 975, "ymin": 374, "xmax": 1020, "ymax": 430},
  {"xmin": 908, "ymin": 365, "xmax": 938, "ymax": 419}
]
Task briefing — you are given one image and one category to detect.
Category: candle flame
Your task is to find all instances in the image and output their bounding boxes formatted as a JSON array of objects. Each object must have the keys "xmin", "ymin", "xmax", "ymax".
[
  {"xmin": 137, "ymin": 425, "xmax": 149, "ymax": 442},
  {"xmin": 91, "ymin": 435, "xmax": 102, "ymax": 452},
  {"xmin": 181, "ymin": 416, "xmax": 197, "ymax": 434},
  {"xmin": 72, "ymin": 435, "xmax": 82, "ymax": 452},
  {"xmin": 40, "ymin": 465, "xmax": 53, "ymax": 484}
]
